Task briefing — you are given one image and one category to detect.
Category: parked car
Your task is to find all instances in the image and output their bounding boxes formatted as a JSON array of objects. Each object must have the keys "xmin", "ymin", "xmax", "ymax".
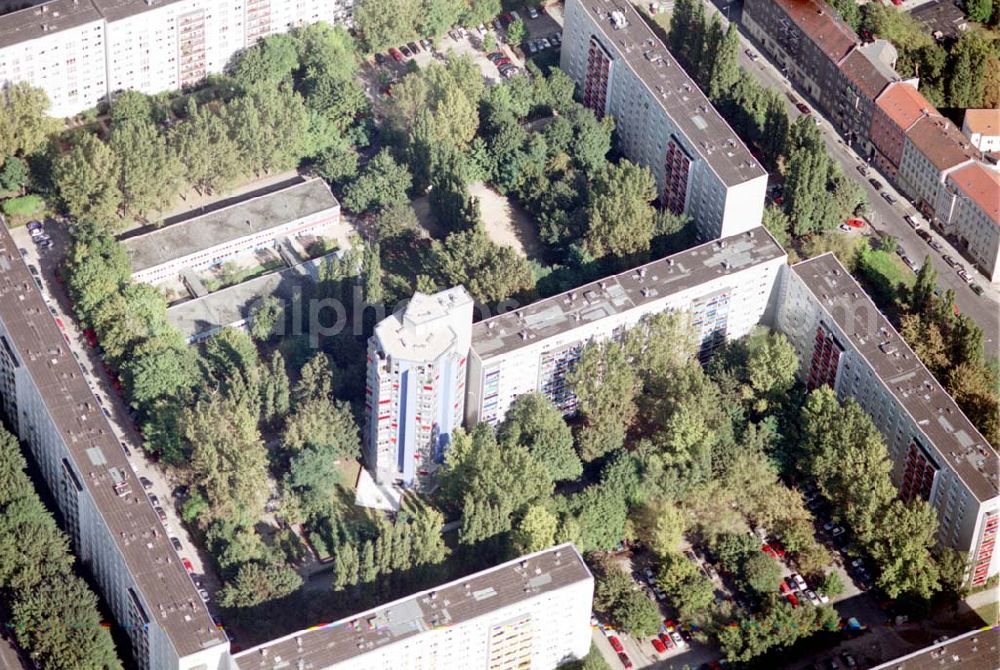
[
  {"xmin": 198, "ymin": 588, "xmax": 210, "ymax": 602},
  {"xmin": 148, "ymin": 494, "xmax": 160, "ymax": 507},
  {"xmin": 618, "ymin": 653, "xmax": 633, "ymax": 669},
  {"xmin": 527, "ymin": 6, "xmax": 539, "ymax": 18},
  {"xmin": 786, "ymin": 592, "xmax": 800, "ymax": 608},
  {"xmin": 389, "ymin": 47, "xmax": 404, "ymax": 62},
  {"xmin": 842, "ymin": 653, "xmax": 858, "ymax": 668},
  {"xmin": 609, "ymin": 636, "xmax": 624, "ymax": 653},
  {"xmin": 38, "ymin": 239, "xmax": 54, "ymax": 249},
  {"xmin": 658, "ymin": 632, "xmax": 674, "ymax": 649},
  {"xmin": 831, "ymin": 526, "xmax": 846, "ymax": 537},
  {"xmin": 943, "ymin": 254, "xmax": 956, "ymax": 267},
  {"xmin": 154, "ymin": 506, "xmax": 167, "ymax": 522},
  {"xmin": 844, "ymin": 218, "xmax": 865, "ymax": 228},
  {"xmin": 868, "ymin": 177, "xmax": 884, "ymax": 190},
  {"xmin": 420, "ymin": 38, "xmax": 432, "ymax": 50},
  {"xmin": 856, "ymin": 164, "xmax": 869, "ymax": 176},
  {"xmin": 182, "ymin": 557, "xmax": 194, "ymax": 573},
  {"xmin": 795, "ymin": 102, "xmax": 811, "ymax": 115},
  {"xmin": 745, "ymin": 48, "xmax": 759, "ymax": 60},
  {"xmin": 407, "ymin": 41, "xmax": 420, "ymax": 54},
  {"xmin": 398, "ymin": 44, "xmax": 412, "ymax": 57},
  {"xmin": 971, "ymin": 283, "xmax": 984, "ymax": 295},
  {"xmin": 487, "ymin": 51, "xmax": 505, "ymax": 62},
  {"xmin": 792, "ymin": 573, "xmax": 808, "ymax": 590},
  {"xmin": 805, "ymin": 589, "xmax": 820, "ymax": 605},
  {"xmin": 140, "ymin": 476, "xmax": 154, "ymax": 490},
  {"xmin": 374, "ymin": 52, "xmax": 387, "ymax": 65},
  {"xmin": 957, "ymin": 269, "xmax": 971, "ymax": 283},
  {"xmin": 652, "ymin": 637, "xmax": 667, "ymax": 654},
  {"xmin": 904, "ymin": 214, "xmax": 918, "ymax": 228},
  {"xmin": 26, "ymin": 220, "xmax": 42, "ymax": 233},
  {"xmin": 170, "ymin": 536, "xmax": 182, "ymax": 551},
  {"xmin": 881, "ymin": 191, "xmax": 897, "ymax": 205}
]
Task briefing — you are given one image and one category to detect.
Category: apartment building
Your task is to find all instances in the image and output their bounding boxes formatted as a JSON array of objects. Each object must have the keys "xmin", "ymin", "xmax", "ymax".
[
  {"xmin": 773, "ymin": 254, "xmax": 1000, "ymax": 585},
  {"xmin": 232, "ymin": 544, "xmax": 594, "ymax": 670},
  {"xmin": 898, "ymin": 116, "xmax": 980, "ymax": 221},
  {"xmin": 466, "ymin": 228, "xmax": 787, "ymax": 426},
  {"xmin": 935, "ymin": 163, "xmax": 1000, "ymax": 282},
  {"xmin": 0, "ymin": 0, "xmax": 354, "ymax": 118},
  {"xmin": 560, "ymin": 0, "xmax": 768, "ymax": 241},
  {"xmin": 835, "ymin": 42, "xmax": 899, "ymax": 154},
  {"xmin": 869, "ymin": 82, "xmax": 936, "ymax": 180},
  {"xmin": 0, "ymin": 223, "xmax": 229, "ymax": 669},
  {"xmin": 962, "ymin": 109, "xmax": 1000, "ymax": 153},
  {"xmin": 365, "ymin": 287, "xmax": 474, "ymax": 490},
  {"xmin": 122, "ymin": 177, "xmax": 340, "ymax": 284}
]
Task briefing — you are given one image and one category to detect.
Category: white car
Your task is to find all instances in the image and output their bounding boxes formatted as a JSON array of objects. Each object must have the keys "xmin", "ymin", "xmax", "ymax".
[
  {"xmin": 792, "ymin": 573, "xmax": 808, "ymax": 590},
  {"xmin": 819, "ymin": 593, "xmax": 830, "ymax": 604},
  {"xmin": 541, "ymin": 37, "xmax": 551, "ymax": 49},
  {"xmin": 527, "ymin": 6, "xmax": 539, "ymax": 18},
  {"xmin": 477, "ymin": 24, "xmax": 487, "ymax": 35},
  {"xmin": 805, "ymin": 590, "xmax": 819, "ymax": 605}
]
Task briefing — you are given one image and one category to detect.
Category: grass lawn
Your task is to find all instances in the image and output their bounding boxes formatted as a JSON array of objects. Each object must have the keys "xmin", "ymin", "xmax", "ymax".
[
  {"xmin": 974, "ymin": 601, "xmax": 999, "ymax": 627},
  {"xmin": 855, "ymin": 245, "xmax": 914, "ymax": 307},
  {"xmin": 202, "ymin": 257, "xmax": 285, "ymax": 293}
]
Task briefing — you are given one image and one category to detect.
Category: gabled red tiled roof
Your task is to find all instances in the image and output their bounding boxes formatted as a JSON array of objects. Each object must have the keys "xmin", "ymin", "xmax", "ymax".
[
  {"xmin": 772, "ymin": 0, "xmax": 857, "ymax": 61},
  {"xmin": 906, "ymin": 116, "xmax": 981, "ymax": 172},
  {"xmin": 948, "ymin": 163, "xmax": 1000, "ymax": 227},
  {"xmin": 839, "ymin": 49, "xmax": 892, "ymax": 100},
  {"xmin": 963, "ymin": 109, "xmax": 1000, "ymax": 137},
  {"xmin": 876, "ymin": 82, "xmax": 936, "ymax": 132}
]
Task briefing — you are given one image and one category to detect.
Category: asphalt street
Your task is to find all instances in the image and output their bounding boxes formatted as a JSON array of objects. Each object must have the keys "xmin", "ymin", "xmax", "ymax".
[{"xmin": 706, "ymin": 0, "xmax": 1000, "ymax": 360}]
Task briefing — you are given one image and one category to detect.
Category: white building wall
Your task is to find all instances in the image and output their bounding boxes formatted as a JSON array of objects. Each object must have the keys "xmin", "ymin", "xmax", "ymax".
[
  {"xmin": 0, "ymin": 18, "xmax": 107, "ymax": 117},
  {"xmin": 938, "ymin": 182, "xmax": 1000, "ymax": 283},
  {"xmin": 467, "ymin": 252, "xmax": 785, "ymax": 426},
  {"xmin": 325, "ymin": 579, "xmax": 594, "ymax": 670},
  {"xmin": 773, "ymin": 263, "xmax": 1000, "ymax": 581}
]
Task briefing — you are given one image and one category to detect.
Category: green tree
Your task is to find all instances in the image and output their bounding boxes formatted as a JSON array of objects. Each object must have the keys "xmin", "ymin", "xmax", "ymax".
[
  {"xmin": 110, "ymin": 90, "xmax": 153, "ymax": 127},
  {"xmin": 428, "ymin": 224, "xmax": 534, "ymax": 302},
  {"xmin": 0, "ymin": 156, "xmax": 28, "ymax": 193},
  {"xmin": 818, "ymin": 571, "xmax": 844, "ymax": 598},
  {"xmin": 870, "ymin": 500, "xmax": 941, "ymax": 599},
  {"xmin": 512, "ymin": 505, "xmax": 558, "ymax": 554},
  {"xmin": 569, "ymin": 340, "xmax": 640, "ymax": 461},
  {"xmin": 507, "ymin": 18, "xmax": 527, "ymax": 47},
  {"xmin": 668, "ymin": 0, "xmax": 693, "ymax": 57},
  {"xmin": 260, "ymin": 350, "xmax": 292, "ymax": 424},
  {"xmin": 282, "ymin": 398, "xmax": 360, "ymax": 457},
  {"xmin": 248, "ymin": 295, "xmax": 283, "ymax": 341},
  {"xmin": 743, "ymin": 552, "xmax": 783, "ymax": 595},
  {"xmin": 294, "ymin": 352, "xmax": 334, "ymax": 404},
  {"xmin": 965, "ymin": 0, "xmax": 993, "ymax": 22},
  {"xmin": 584, "ymin": 160, "xmax": 657, "ymax": 258},
  {"xmin": 110, "ymin": 119, "xmax": 184, "ymax": 218},
  {"xmin": 708, "ymin": 24, "xmax": 741, "ymax": 101},
  {"xmin": 498, "ymin": 393, "xmax": 582, "ymax": 482},
  {"xmin": 217, "ymin": 561, "xmax": 303, "ymax": 607},
  {"xmin": 0, "ymin": 82, "xmax": 57, "ymax": 158},
  {"xmin": 673, "ymin": 574, "xmax": 716, "ymax": 620},
  {"xmin": 227, "ymin": 88, "xmax": 310, "ymax": 175},
  {"xmin": 744, "ymin": 329, "xmax": 799, "ymax": 412},
  {"xmin": 54, "ymin": 134, "xmax": 122, "ymax": 226},
  {"xmin": 232, "ymin": 33, "xmax": 300, "ymax": 92},
  {"xmin": 343, "ymin": 149, "xmax": 412, "ymax": 213},
  {"xmin": 172, "ymin": 99, "xmax": 243, "ymax": 195},
  {"xmin": 354, "ymin": 0, "xmax": 420, "ymax": 51},
  {"xmin": 947, "ymin": 32, "xmax": 990, "ymax": 108},
  {"xmin": 124, "ymin": 338, "xmax": 198, "ymax": 407},
  {"xmin": 760, "ymin": 90, "xmax": 790, "ymax": 168},
  {"xmin": 614, "ymin": 589, "xmax": 663, "ymax": 637},
  {"xmin": 184, "ymin": 396, "xmax": 269, "ymax": 525}
]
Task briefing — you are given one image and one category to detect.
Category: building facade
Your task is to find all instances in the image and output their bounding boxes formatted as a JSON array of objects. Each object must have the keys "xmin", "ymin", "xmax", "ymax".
[
  {"xmin": 233, "ymin": 544, "xmax": 594, "ymax": 670},
  {"xmin": 898, "ymin": 116, "xmax": 979, "ymax": 221},
  {"xmin": 560, "ymin": 0, "xmax": 767, "ymax": 241},
  {"xmin": 365, "ymin": 288, "xmax": 474, "ymax": 490},
  {"xmin": 834, "ymin": 44, "xmax": 898, "ymax": 155},
  {"xmin": 0, "ymin": 0, "xmax": 354, "ymax": 118},
  {"xmin": 935, "ymin": 163, "xmax": 1000, "ymax": 282},
  {"xmin": 773, "ymin": 254, "xmax": 1000, "ymax": 585},
  {"xmin": 465, "ymin": 228, "xmax": 787, "ymax": 426},
  {"xmin": 123, "ymin": 177, "xmax": 340, "ymax": 284},
  {"xmin": 869, "ymin": 82, "xmax": 934, "ymax": 180},
  {"xmin": 962, "ymin": 109, "xmax": 1000, "ymax": 153},
  {"xmin": 0, "ymin": 223, "xmax": 229, "ymax": 669}
]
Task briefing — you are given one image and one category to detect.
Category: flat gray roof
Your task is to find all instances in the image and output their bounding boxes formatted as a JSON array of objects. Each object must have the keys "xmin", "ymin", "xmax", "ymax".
[
  {"xmin": 166, "ymin": 252, "xmax": 341, "ymax": 341},
  {"xmin": 122, "ymin": 177, "xmax": 339, "ymax": 274},
  {"xmin": 871, "ymin": 628, "xmax": 998, "ymax": 670},
  {"xmin": 581, "ymin": 0, "xmax": 767, "ymax": 187},
  {"xmin": 232, "ymin": 543, "xmax": 591, "ymax": 670},
  {"xmin": 472, "ymin": 227, "xmax": 786, "ymax": 360},
  {"xmin": 0, "ymin": 0, "xmax": 102, "ymax": 50},
  {"xmin": 793, "ymin": 254, "xmax": 998, "ymax": 502},
  {"xmin": 0, "ymin": 225, "xmax": 225, "ymax": 656}
]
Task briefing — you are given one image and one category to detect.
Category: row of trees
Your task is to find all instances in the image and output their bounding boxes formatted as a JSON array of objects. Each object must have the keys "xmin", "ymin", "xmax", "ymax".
[
  {"xmin": 903, "ymin": 262, "xmax": 999, "ymax": 446},
  {"xmin": 330, "ymin": 506, "xmax": 448, "ymax": 592},
  {"xmin": 51, "ymin": 22, "xmax": 367, "ymax": 228},
  {"xmin": 0, "ymin": 429, "xmax": 121, "ymax": 669},
  {"xmin": 353, "ymin": 0, "xmax": 505, "ymax": 52}
]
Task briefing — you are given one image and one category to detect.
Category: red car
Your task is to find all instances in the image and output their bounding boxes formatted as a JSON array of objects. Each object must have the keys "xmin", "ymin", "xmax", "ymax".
[
  {"xmin": 663, "ymin": 619, "xmax": 677, "ymax": 631},
  {"xmin": 771, "ymin": 540, "xmax": 786, "ymax": 557},
  {"xmin": 182, "ymin": 557, "xmax": 194, "ymax": 573},
  {"xmin": 389, "ymin": 47, "xmax": 404, "ymax": 63},
  {"xmin": 658, "ymin": 632, "xmax": 675, "ymax": 649},
  {"xmin": 608, "ymin": 636, "xmax": 624, "ymax": 653},
  {"xmin": 762, "ymin": 543, "xmax": 775, "ymax": 556},
  {"xmin": 55, "ymin": 317, "xmax": 65, "ymax": 331},
  {"xmin": 786, "ymin": 593, "xmax": 800, "ymax": 608},
  {"xmin": 779, "ymin": 581, "xmax": 791, "ymax": 594},
  {"xmin": 652, "ymin": 637, "xmax": 667, "ymax": 654},
  {"xmin": 845, "ymin": 218, "xmax": 865, "ymax": 228},
  {"xmin": 618, "ymin": 652, "xmax": 633, "ymax": 669}
]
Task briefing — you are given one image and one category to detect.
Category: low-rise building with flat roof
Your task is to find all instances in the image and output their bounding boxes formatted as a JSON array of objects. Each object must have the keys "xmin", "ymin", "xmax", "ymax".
[
  {"xmin": 123, "ymin": 177, "xmax": 340, "ymax": 284},
  {"xmin": 773, "ymin": 254, "xmax": 1000, "ymax": 585},
  {"xmin": 0, "ymin": 222, "xmax": 229, "ymax": 669},
  {"xmin": 232, "ymin": 543, "xmax": 593, "ymax": 670},
  {"xmin": 466, "ymin": 227, "xmax": 787, "ymax": 426},
  {"xmin": 561, "ymin": 0, "xmax": 768, "ymax": 241},
  {"xmin": 166, "ymin": 250, "xmax": 344, "ymax": 342}
]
